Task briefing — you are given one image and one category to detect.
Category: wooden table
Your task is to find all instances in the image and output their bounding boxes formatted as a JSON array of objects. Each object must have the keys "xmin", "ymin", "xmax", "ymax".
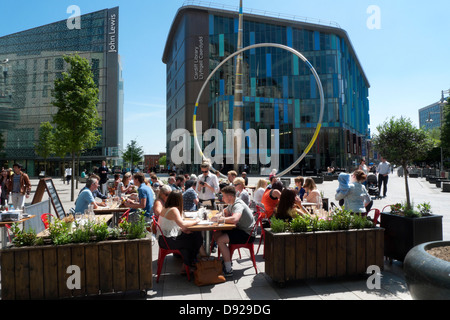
[
  {"xmin": 94, "ymin": 202, "xmax": 129, "ymax": 226},
  {"xmin": 0, "ymin": 215, "xmax": 36, "ymax": 249},
  {"xmin": 185, "ymin": 216, "xmax": 235, "ymax": 255}
]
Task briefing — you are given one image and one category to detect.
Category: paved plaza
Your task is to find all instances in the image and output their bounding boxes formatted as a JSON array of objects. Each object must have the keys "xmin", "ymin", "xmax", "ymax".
[{"xmin": 2, "ymin": 170, "xmax": 449, "ymax": 301}]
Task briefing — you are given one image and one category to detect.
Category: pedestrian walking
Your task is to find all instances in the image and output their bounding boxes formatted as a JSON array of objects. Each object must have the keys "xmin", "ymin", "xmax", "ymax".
[{"xmin": 377, "ymin": 157, "xmax": 390, "ymax": 198}]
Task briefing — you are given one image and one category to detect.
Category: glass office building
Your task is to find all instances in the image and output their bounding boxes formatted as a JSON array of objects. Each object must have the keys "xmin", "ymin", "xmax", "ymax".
[
  {"xmin": 163, "ymin": 4, "xmax": 370, "ymax": 173},
  {"xmin": 0, "ymin": 7, "xmax": 123, "ymax": 176}
]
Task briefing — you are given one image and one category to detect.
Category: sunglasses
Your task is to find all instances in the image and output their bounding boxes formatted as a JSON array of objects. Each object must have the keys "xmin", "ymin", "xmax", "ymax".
[{"xmin": 201, "ymin": 170, "xmax": 208, "ymax": 173}]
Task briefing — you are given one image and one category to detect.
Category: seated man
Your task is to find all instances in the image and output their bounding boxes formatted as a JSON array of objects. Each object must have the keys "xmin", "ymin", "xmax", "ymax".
[
  {"xmin": 124, "ymin": 172, "xmax": 155, "ymax": 220},
  {"xmin": 78, "ymin": 174, "xmax": 108, "ymax": 200},
  {"xmin": 74, "ymin": 177, "xmax": 105, "ymax": 213},
  {"xmin": 212, "ymin": 186, "xmax": 256, "ymax": 277},
  {"xmin": 182, "ymin": 180, "xmax": 199, "ymax": 212}
]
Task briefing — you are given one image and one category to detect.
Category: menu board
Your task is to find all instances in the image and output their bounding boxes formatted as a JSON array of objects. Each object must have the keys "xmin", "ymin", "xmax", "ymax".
[{"xmin": 31, "ymin": 178, "xmax": 65, "ymax": 218}]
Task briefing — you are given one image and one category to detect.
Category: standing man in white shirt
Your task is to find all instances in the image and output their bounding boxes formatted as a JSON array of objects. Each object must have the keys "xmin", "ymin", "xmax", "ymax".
[
  {"xmin": 196, "ymin": 162, "xmax": 220, "ymax": 209},
  {"xmin": 377, "ymin": 157, "xmax": 390, "ymax": 198}
]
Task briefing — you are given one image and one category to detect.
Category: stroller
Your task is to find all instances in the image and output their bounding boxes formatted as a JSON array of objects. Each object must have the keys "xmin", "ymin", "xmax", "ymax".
[{"xmin": 366, "ymin": 173, "xmax": 380, "ymax": 199}]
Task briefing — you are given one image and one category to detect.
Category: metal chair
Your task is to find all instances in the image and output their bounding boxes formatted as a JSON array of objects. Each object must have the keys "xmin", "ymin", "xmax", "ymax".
[
  {"xmin": 217, "ymin": 212, "xmax": 262, "ymax": 274},
  {"xmin": 152, "ymin": 216, "xmax": 190, "ymax": 283}
]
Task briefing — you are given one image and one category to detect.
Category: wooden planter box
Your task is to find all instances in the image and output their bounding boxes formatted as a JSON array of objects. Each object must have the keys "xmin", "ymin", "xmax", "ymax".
[
  {"xmin": 0, "ymin": 238, "xmax": 152, "ymax": 300},
  {"xmin": 381, "ymin": 212, "xmax": 443, "ymax": 262},
  {"xmin": 264, "ymin": 228, "xmax": 384, "ymax": 286}
]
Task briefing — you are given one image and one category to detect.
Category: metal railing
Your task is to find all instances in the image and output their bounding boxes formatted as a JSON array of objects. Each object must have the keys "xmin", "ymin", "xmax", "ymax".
[{"xmin": 182, "ymin": 0, "xmax": 341, "ymax": 28}]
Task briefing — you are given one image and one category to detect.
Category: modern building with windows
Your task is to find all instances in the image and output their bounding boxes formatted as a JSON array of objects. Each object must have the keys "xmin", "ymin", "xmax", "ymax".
[
  {"xmin": 163, "ymin": 3, "xmax": 370, "ymax": 174},
  {"xmin": 418, "ymin": 90, "xmax": 449, "ymax": 131},
  {"xmin": 0, "ymin": 7, "xmax": 123, "ymax": 176}
]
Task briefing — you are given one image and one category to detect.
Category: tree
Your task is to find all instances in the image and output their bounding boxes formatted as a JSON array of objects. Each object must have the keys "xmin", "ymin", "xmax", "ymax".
[
  {"xmin": 440, "ymin": 97, "xmax": 450, "ymax": 159},
  {"xmin": 52, "ymin": 54, "xmax": 101, "ymax": 201},
  {"xmin": 122, "ymin": 140, "xmax": 144, "ymax": 172},
  {"xmin": 373, "ymin": 117, "xmax": 434, "ymax": 210},
  {"xmin": 35, "ymin": 121, "xmax": 55, "ymax": 176}
]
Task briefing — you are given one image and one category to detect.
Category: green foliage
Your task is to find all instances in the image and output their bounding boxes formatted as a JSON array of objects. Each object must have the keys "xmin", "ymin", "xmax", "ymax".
[
  {"xmin": 389, "ymin": 202, "xmax": 424, "ymax": 218},
  {"xmin": 270, "ymin": 216, "xmax": 289, "ymax": 233},
  {"xmin": 48, "ymin": 218, "xmax": 73, "ymax": 245},
  {"xmin": 71, "ymin": 219, "xmax": 94, "ymax": 243},
  {"xmin": 35, "ymin": 122, "xmax": 55, "ymax": 160},
  {"xmin": 52, "ymin": 54, "xmax": 101, "ymax": 200},
  {"xmin": 441, "ymin": 97, "xmax": 450, "ymax": 158},
  {"xmin": 270, "ymin": 207, "xmax": 374, "ymax": 234},
  {"xmin": 10, "ymin": 223, "xmax": 38, "ymax": 247},
  {"xmin": 374, "ymin": 117, "xmax": 434, "ymax": 209},
  {"xmin": 122, "ymin": 140, "xmax": 144, "ymax": 169},
  {"xmin": 52, "ymin": 54, "xmax": 101, "ymax": 153},
  {"xmin": 119, "ymin": 212, "xmax": 148, "ymax": 239},
  {"xmin": 92, "ymin": 221, "xmax": 110, "ymax": 241},
  {"xmin": 417, "ymin": 202, "xmax": 432, "ymax": 216}
]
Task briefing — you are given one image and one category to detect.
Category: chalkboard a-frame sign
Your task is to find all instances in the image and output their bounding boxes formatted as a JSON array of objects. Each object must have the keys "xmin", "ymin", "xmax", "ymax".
[{"xmin": 32, "ymin": 178, "xmax": 65, "ymax": 218}]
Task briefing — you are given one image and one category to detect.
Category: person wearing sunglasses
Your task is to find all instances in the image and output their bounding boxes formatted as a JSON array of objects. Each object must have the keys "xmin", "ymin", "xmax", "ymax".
[
  {"xmin": 233, "ymin": 177, "xmax": 250, "ymax": 206},
  {"xmin": 195, "ymin": 162, "xmax": 219, "ymax": 209}
]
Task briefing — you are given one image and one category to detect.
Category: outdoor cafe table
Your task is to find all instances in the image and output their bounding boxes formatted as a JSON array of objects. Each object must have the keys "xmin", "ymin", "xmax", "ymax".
[
  {"xmin": 184, "ymin": 211, "xmax": 235, "ymax": 256},
  {"xmin": 0, "ymin": 214, "xmax": 36, "ymax": 249},
  {"xmin": 94, "ymin": 202, "xmax": 129, "ymax": 226}
]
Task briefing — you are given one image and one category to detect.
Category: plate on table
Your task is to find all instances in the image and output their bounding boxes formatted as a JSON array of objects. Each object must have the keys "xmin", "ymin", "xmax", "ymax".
[
  {"xmin": 197, "ymin": 221, "xmax": 213, "ymax": 225},
  {"xmin": 184, "ymin": 211, "xmax": 198, "ymax": 219}
]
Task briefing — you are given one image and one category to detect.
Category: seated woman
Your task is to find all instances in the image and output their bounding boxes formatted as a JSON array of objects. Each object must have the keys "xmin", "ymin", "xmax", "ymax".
[
  {"xmin": 274, "ymin": 189, "xmax": 309, "ymax": 222},
  {"xmin": 335, "ymin": 170, "xmax": 373, "ymax": 214},
  {"xmin": 157, "ymin": 191, "xmax": 206, "ymax": 271},
  {"xmin": 261, "ymin": 180, "xmax": 284, "ymax": 220},
  {"xmin": 253, "ymin": 179, "xmax": 268, "ymax": 206},
  {"xmin": 153, "ymin": 185, "xmax": 172, "ymax": 217},
  {"xmin": 303, "ymin": 177, "xmax": 323, "ymax": 209},
  {"xmin": 118, "ymin": 172, "xmax": 134, "ymax": 196}
]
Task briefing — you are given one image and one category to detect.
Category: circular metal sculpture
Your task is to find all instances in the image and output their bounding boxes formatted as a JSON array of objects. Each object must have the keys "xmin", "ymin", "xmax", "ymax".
[{"xmin": 193, "ymin": 43, "xmax": 324, "ymax": 178}]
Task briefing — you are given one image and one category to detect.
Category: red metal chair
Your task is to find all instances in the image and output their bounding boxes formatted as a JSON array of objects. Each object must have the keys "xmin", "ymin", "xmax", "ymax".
[
  {"xmin": 218, "ymin": 212, "xmax": 262, "ymax": 274},
  {"xmin": 118, "ymin": 209, "xmax": 131, "ymax": 225},
  {"xmin": 255, "ymin": 205, "xmax": 267, "ymax": 256},
  {"xmin": 152, "ymin": 216, "xmax": 190, "ymax": 283},
  {"xmin": 4, "ymin": 224, "xmax": 12, "ymax": 242},
  {"xmin": 41, "ymin": 213, "xmax": 50, "ymax": 229},
  {"xmin": 366, "ymin": 208, "xmax": 381, "ymax": 226}
]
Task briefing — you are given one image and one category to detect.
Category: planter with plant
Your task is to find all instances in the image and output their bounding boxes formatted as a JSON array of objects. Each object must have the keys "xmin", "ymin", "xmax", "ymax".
[
  {"xmin": 374, "ymin": 117, "xmax": 443, "ymax": 262},
  {"xmin": 1, "ymin": 213, "xmax": 152, "ymax": 300},
  {"xmin": 381, "ymin": 202, "xmax": 443, "ymax": 262},
  {"xmin": 264, "ymin": 208, "xmax": 384, "ymax": 286}
]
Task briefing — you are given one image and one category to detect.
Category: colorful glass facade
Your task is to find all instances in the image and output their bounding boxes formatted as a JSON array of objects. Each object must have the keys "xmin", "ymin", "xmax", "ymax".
[{"xmin": 164, "ymin": 5, "xmax": 370, "ymax": 173}]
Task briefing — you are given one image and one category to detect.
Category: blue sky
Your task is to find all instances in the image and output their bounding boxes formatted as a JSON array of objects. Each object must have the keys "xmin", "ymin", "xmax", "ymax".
[{"xmin": 2, "ymin": 0, "xmax": 449, "ymax": 155}]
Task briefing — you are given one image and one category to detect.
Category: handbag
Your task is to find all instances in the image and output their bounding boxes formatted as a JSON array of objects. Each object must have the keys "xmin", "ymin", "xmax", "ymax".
[{"xmin": 193, "ymin": 258, "xmax": 226, "ymax": 286}]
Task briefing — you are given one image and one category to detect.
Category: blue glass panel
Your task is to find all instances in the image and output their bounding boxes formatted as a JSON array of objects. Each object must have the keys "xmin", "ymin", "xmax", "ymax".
[
  {"xmin": 209, "ymin": 14, "xmax": 214, "ymax": 35},
  {"xmin": 255, "ymin": 102, "xmax": 260, "ymax": 122},
  {"xmin": 314, "ymin": 31, "xmax": 320, "ymax": 51},
  {"xmin": 283, "ymin": 103, "xmax": 289, "ymax": 124},
  {"xmin": 220, "ymin": 79, "xmax": 225, "ymax": 95},
  {"xmin": 286, "ymin": 27, "xmax": 293, "ymax": 47},
  {"xmin": 283, "ymin": 76, "xmax": 289, "ymax": 99},
  {"xmin": 293, "ymin": 55, "xmax": 299, "ymax": 76},
  {"xmin": 310, "ymin": 75, "xmax": 316, "ymax": 99},
  {"xmin": 295, "ymin": 99, "xmax": 301, "ymax": 128},
  {"xmin": 251, "ymin": 77, "xmax": 256, "ymax": 96},
  {"xmin": 219, "ymin": 34, "xmax": 224, "ymax": 57},
  {"xmin": 266, "ymin": 53, "xmax": 272, "ymax": 77},
  {"xmin": 274, "ymin": 103, "xmax": 279, "ymax": 129},
  {"xmin": 250, "ymin": 32, "xmax": 255, "ymax": 54}
]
